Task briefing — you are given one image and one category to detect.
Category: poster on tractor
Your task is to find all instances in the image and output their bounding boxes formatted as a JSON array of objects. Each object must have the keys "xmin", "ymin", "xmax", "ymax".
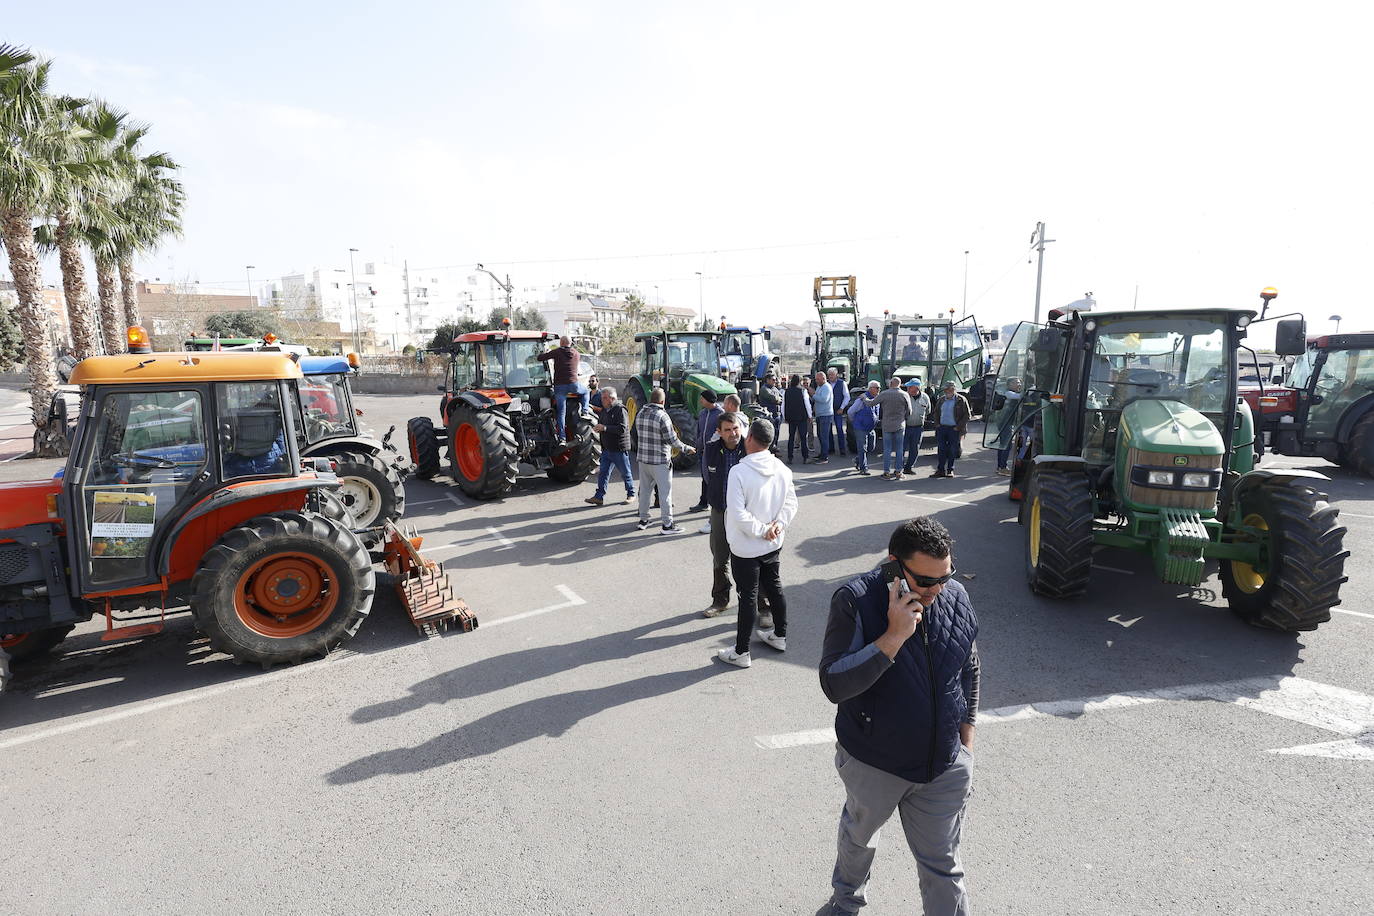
[{"xmin": 90, "ymin": 490, "xmax": 157, "ymax": 558}]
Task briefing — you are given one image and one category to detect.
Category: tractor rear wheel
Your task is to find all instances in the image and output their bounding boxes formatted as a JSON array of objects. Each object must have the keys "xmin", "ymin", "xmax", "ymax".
[
  {"xmin": 548, "ymin": 417, "xmax": 599, "ymax": 483},
  {"xmin": 0, "ymin": 625, "xmax": 75, "ymax": 664},
  {"xmin": 1344, "ymin": 411, "xmax": 1374, "ymax": 478},
  {"xmin": 624, "ymin": 379, "xmax": 649, "ymax": 454},
  {"xmin": 1023, "ymin": 467, "xmax": 1095, "ymax": 598},
  {"xmin": 329, "ymin": 449, "xmax": 405, "ymax": 530},
  {"xmin": 447, "ymin": 403, "xmax": 518, "ymax": 499},
  {"xmin": 407, "ymin": 416, "xmax": 441, "ymax": 479},
  {"xmin": 190, "ymin": 513, "xmax": 374, "ymax": 666},
  {"xmin": 1220, "ymin": 480, "xmax": 1349, "ymax": 631},
  {"xmin": 667, "ymin": 406, "xmax": 698, "ymax": 471}
]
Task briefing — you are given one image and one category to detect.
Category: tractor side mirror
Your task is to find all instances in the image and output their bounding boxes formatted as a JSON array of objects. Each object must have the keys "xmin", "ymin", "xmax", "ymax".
[
  {"xmin": 645, "ymin": 339, "xmax": 658, "ymax": 355},
  {"xmin": 763, "ymin": 329, "xmax": 771, "ymax": 341},
  {"xmin": 437, "ymin": 384, "xmax": 446, "ymax": 392},
  {"xmin": 987, "ymin": 328, "xmax": 1000, "ymax": 342},
  {"xmin": 804, "ymin": 336, "xmax": 812, "ymax": 347},
  {"xmin": 1274, "ymin": 319, "xmax": 1307, "ymax": 356},
  {"xmin": 1031, "ymin": 328, "xmax": 1060, "ymax": 352}
]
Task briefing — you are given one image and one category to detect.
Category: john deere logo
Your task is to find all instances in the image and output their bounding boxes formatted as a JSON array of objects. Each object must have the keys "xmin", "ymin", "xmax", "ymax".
[{"xmin": 1173, "ymin": 456, "xmax": 1189, "ymax": 466}]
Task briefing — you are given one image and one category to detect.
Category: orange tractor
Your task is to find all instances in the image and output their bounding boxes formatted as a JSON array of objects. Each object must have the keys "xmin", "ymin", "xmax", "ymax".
[{"xmin": 0, "ymin": 335, "xmax": 472, "ymax": 692}]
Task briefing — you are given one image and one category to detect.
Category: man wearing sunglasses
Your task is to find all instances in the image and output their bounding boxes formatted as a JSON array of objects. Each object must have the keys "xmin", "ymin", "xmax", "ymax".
[{"xmin": 819, "ymin": 517, "xmax": 981, "ymax": 915}]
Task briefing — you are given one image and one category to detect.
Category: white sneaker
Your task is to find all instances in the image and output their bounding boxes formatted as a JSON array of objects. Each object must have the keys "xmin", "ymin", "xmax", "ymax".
[
  {"xmin": 716, "ymin": 648, "xmax": 751, "ymax": 668},
  {"xmin": 757, "ymin": 612, "xmax": 775, "ymax": 630},
  {"xmin": 702, "ymin": 520, "xmax": 711, "ymax": 534},
  {"xmin": 757, "ymin": 629, "xmax": 787, "ymax": 651}
]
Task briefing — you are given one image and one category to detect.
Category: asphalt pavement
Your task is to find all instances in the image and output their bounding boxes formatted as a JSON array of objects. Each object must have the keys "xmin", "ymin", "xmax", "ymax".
[{"xmin": 2, "ymin": 391, "xmax": 1371, "ymax": 915}]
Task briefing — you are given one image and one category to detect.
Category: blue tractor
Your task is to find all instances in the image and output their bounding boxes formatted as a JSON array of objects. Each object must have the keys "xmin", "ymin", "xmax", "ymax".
[
  {"xmin": 296, "ymin": 356, "xmax": 410, "ymax": 537},
  {"xmin": 718, "ymin": 324, "xmax": 782, "ymax": 405}
]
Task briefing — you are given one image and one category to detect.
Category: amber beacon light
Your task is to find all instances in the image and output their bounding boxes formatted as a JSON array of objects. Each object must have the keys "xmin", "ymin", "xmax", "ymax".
[{"xmin": 127, "ymin": 325, "xmax": 151, "ymax": 353}]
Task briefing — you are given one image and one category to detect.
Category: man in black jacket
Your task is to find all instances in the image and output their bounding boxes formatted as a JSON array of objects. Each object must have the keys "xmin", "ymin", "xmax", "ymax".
[
  {"xmin": 585, "ymin": 387, "xmax": 635, "ymax": 505},
  {"xmin": 819, "ymin": 517, "xmax": 980, "ymax": 915},
  {"xmin": 701, "ymin": 411, "xmax": 748, "ymax": 616}
]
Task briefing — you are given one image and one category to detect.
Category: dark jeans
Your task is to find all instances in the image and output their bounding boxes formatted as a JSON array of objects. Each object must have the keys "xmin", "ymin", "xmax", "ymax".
[
  {"xmin": 935, "ymin": 426, "xmax": 961, "ymax": 473},
  {"xmin": 731, "ymin": 548, "xmax": 787, "ymax": 654},
  {"xmin": 902, "ymin": 427, "xmax": 924, "ymax": 472},
  {"xmin": 817, "ymin": 418, "xmax": 833, "ymax": 459},
  {"xmin": 709, "ymin": 508, "xmax": 730, "ymax": 607},
  {"xmin": 996, "ymin": 445, "xmax": 1011, "ymax": 469},
  {"xmin": 833, "ymin": 413, "xmax": 847, "ymax": 454},
  {"xmin": 787, "ymin": 420, "xmax": 811, "ymax": 463},
  {"xmin": 593, "ymin": 449, "xmax": 634, "ymax": 499},
  {"xmin": 552, "ymin": 382, "xmax": 590, "ymax": 440}
]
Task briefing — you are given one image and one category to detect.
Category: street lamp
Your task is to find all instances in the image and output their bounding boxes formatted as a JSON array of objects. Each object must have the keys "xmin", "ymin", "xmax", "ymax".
[
  {"xmin": 245, "ymin": 265, "xmax": 256, "ymax": 306},
  {"xmin": 348, "ymin": 248, "xmax": 360, "ymax": 353},
  {"xmin": 475, "ymin": 263, "xmax": 514, "ymax": 322},
  {"xmin": 1331, "ymin": 314, "xmax": 1343, "ymax": 333},
  {"xmin": 961, "ymin": 250, "xmax": 969, "ymax": 317}
]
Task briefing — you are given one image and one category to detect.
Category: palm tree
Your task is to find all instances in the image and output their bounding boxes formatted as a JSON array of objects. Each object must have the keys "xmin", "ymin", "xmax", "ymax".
[
  {"xmin": 115, "ymin": 152, "xmax": 183, "ymax": 329},
  {"xmin": 0, "ymin": 46, "xmax": 88, "ymax": 455}
]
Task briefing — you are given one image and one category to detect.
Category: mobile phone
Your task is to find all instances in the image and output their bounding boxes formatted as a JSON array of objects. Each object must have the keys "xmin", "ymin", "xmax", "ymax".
[{"xmin": 880, "ymin": 559, "xmax": 910, "ymax": 595}]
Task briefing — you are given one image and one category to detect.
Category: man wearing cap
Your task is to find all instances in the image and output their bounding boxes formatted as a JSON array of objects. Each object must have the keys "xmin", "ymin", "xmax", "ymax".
[
  {"xmin": 932, "ymin": 382, "xmax": 972, "ymax": 479},
  {"xmin": 689, "ymin": 389, "xmax": 723, "ymax": 513},
  {"xmin": 901, "ymin": 378, "xmax": 932, "ymax": 476}
]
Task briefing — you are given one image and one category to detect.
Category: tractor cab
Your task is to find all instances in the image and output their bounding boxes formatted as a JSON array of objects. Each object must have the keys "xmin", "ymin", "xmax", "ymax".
[
  {"xmin": 873, "ymin": 316, "xmax": 984, "ymax": 402},
  {"xmin": 718, "ymin": 325, "xmax": 780, "ymax": 400},
  {"xmin": 1274, "ymin": 332, "xmax": 1374, "ymax": 472},
  {"xmin": 625, "ymin": 331, "xmax": 739, "ymax": 470}
]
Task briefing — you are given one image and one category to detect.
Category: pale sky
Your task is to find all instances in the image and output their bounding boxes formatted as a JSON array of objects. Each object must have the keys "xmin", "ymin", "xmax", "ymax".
[{"xmin": 8, "ymin": 0, "xmax": 1374, "ymax": 339}]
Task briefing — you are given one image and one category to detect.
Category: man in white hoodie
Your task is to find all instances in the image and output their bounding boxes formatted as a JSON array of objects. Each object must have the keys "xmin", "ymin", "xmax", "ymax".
[{"xmin": 718, "ymin": 418, "xmax": 799, "ymax": 669}]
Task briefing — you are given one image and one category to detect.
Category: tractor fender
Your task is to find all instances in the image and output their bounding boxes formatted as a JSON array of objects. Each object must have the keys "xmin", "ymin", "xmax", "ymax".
[
  {"xmin": 753, "ymin": 354, "xmax": 770, "ymax": 380},
  {"xmin": 1333, "ymin": 392, "xmax": 1374, "ymax": 445},
  {"xmin": 302, "ymin": 436, "xmax": 387, "ymax": 458},
  {"xmin": 156, "ymin": 477, "xmax": 339, "ymax": 577},
  {"xmin": 1030, "ymin": 454, "xmax": 1087, "ymax": 470},
  {"xmin": 458, "ymin": 390, "xmax": 511, "ymax": 410},
  {"xmin": 1223, "ymin": 468, "xmax": 1333, "ymax": 522}
]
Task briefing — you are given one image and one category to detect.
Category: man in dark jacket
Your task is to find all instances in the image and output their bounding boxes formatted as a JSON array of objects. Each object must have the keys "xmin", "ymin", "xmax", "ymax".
[
  {"xmin": 537, "ymin": 335, "xmax": 586, "ymax": 443},
  {"xmin": 932, "ymin": 381, "xmax": 972, "ymax": 479},
  {"xmin": 783, "ymin": 374, "xmax": 812, "ymax": 465},
  {"xmin": 701, "ymin": 411, "xmax": 747, "ymax": 616},
  {"xmin": 819, "ymin": 517, "xmax": 980, "ymax": 915},
  {"xmin": 585, "ymin": 387, "xmax": 635, "ymax": 505},
  {"xmin": 689, "ymin": 389, "xmax": 723, "ymax": 512}
]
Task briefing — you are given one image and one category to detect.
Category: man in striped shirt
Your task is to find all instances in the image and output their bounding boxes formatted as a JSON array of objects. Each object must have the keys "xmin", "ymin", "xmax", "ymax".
[{"xmin": 633, "ymin": 388, "xmax": 696, "ymax": 535}]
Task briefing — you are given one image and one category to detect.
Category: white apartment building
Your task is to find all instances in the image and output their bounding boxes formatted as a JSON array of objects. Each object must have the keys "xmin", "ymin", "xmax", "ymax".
[{"xmin": 534, "ymin": 281, "xmax": 696, "ymax": 336}]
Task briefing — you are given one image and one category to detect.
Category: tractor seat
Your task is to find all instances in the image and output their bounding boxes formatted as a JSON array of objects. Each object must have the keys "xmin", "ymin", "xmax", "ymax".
[
  {"xmin": 1125, "ymin": 368, "xmax": 1164, "ymax": 389},
  {"xmin": 229, "ymin": 409, "xmax": 283, "ymax": 457}
]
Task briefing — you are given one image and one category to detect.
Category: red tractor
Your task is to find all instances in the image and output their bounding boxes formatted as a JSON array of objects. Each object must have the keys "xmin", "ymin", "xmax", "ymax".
[
  {"xmin": 0, "ymin": 338, "xmax": 471, "ymax": 692},
  {"xmin": 407, "ymin": 328, "xmax": 598, "ymax": 499}
]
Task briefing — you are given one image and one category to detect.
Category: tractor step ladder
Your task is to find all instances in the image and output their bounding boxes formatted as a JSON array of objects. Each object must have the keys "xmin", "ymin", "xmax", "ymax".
[
  {"xmin": 100, "ymin": 595, "xmax": 166, "ymax": 642},
  {"xmin": 381, "ymin": 522, "xmax": 477, "ymax": 637}
]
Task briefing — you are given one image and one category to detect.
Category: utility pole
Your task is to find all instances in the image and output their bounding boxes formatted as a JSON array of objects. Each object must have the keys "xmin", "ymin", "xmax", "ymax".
[
  {"xmin": 245, "ymin": 265, "xmax": 256, "ymax": 306},
  {"xmin": 348, "ymin": 248, "xmax": 360, "ymax": 353},
  {"xmin": 1029, "ymin": 222, "xmax": 1055, "ymax": 324},
  {"xmin": 961, "ymin": 250, "xmax": 969, "ymax": 318},
  {"xmin": 695, "ymin": 271, "xmax": 704, "ymax": 327},
  {"xmin": 475, "ymin": 263, "xmax": 513, "ymax": 323},
  {"xmin": 403, "ymin": 260, "xmax": 412, "ymax": 345}
]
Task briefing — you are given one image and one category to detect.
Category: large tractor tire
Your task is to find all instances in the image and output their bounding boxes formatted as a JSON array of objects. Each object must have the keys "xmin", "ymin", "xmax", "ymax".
[
  {"xmin": 190, "ymin": 513, "xmax": 375, "ymax": 667},
  {"xmin": 667, "ymin": 406, "xmax": 698, "ymax": 471},
  {"xmin": 1023, "ymin": 467, "xmax": 1095, "ymax": 599},
  {"xmin": 1220, "ymin": 480, "xmax": 1349, "ymax": 631},
  {"xmin": 1344, "ymin": 411, "xmax": 1374, "ymax": 478},
  {"xmin": 407, "ymin": 416, "xmax": 441, "ymax": 480},
  {"xmin": 0, "ymin": 625, "xmax": 75, "ymax": 664},
  {"xmin": 447, "ymin": 403, "xmax": 518, "ymax": 499},
  {"xmin": 624, "ymin": 378, "xmax": 649, "ymax": 454},
  {"xmin": 548, "ymin": 418, "xmax": 600, "ymax": 483},
  {"xmin": 328, "ymin": 449, "xmax": 405, "ymax": 530}
]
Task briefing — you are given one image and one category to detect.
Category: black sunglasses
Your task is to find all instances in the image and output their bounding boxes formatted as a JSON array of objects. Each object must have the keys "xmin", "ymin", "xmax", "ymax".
[{"xmin": 899, "ymin": 558, "xmax": 956, "ymax": 589}]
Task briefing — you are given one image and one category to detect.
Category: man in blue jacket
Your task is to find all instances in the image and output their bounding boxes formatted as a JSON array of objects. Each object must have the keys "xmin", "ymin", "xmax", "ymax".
[{"xmin": 819, "ymin": 517, "xmax": 980, "ymax": 915}]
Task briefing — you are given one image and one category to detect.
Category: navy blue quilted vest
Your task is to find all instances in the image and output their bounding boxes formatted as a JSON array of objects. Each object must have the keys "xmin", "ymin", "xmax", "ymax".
[{"xmin": 833, "ymin": 569, "xmax": 978, "ymax": 783}]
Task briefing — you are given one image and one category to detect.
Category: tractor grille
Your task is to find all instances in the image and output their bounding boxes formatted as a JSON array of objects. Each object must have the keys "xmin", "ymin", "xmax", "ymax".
[
  {"xmin": 0, "ymin": 545, "xmax": 34, "ymax": 585},
  {"xmin": 1125, "ymin": 447, "xmax": 1223, "ymax": 510}
]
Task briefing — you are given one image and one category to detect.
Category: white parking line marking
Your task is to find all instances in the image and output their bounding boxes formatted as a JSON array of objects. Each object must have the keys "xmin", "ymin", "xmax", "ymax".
[
  {"xmin": 1338, "ymin": 511, "xmax": 1374, "ymax": 520},
  {"xmin": 1094, "ymin": 564, "xmax": 1136, "ymax": 575},
  {"xmin": 444, "ymin": 493, "xmax": 464, "ymax": 509},
  {"xmin": 405, "ymin": 497, "xmax": 452, "ymax": 507},
  {"xmin": 1331, "ymin": 607, "xmax": 1374, "ymax": 620},
  {"xmin": 482, "ymin": 585, "xmax": 586, "ymax": 628},
  {"xmin": 754, "ymin": 675, "xmax": 1374, "ymax": 751},
  {"xmin": 486, "ymin": 526, "xmax": 515, "ymax": 549},
  {"xmin": 908, "ymin": 494, "xmax": 973, "ymax": 506}
]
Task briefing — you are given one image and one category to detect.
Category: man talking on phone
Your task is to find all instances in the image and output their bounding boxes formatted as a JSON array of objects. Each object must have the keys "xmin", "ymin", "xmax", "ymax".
[{"xmin": 818, "ymin": 517, "xmax": 980, "ymax": 915}]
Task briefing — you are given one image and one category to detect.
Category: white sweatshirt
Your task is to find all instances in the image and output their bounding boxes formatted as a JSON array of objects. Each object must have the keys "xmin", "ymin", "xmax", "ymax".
[{"xmin": 725, "ymin": 450, "xmax": 799, "ymax": 558}]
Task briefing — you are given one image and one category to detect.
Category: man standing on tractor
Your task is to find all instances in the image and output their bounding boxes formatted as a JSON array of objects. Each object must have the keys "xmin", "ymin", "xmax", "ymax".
[
  {"xmin": 537, "ymin": 335, "xmax": 587, "ymax": 444},
  {"xmin": 690, "ymin": 389, "xmax": 723, "ymax": 513},
  {"xmin": 586, "ymin": 387, "xmax": 635, "ymax": 506},
  {"xmin": 829, "ymin": 368, "xmax": 850, "ymax": 456},
  {"xmin": 932, "ymin": 381, "xmax": 971, "ymax": 479},
  {"xmin": 820, "ymin": 517, "xmax": 980, "ymax": 915},
  {"xmin": 633, "ymin": 388, "xmax": 696, "ymax": 534}
]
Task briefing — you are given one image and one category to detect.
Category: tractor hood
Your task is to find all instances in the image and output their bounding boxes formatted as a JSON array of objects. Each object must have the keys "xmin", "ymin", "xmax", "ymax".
[
  {"xmin": 683, "ymin": 373, "xmax": 737, "ymax": 403},
  {"xmin": 1119, "ymin": 399, "xmax": 1224, "ymax": 456}
]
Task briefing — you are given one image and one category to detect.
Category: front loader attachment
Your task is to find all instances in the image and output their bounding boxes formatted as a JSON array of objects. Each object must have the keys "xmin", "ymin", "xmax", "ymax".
[{"xmin": 381, "ymin": 522, "xmax": 477, "ymax": 637}]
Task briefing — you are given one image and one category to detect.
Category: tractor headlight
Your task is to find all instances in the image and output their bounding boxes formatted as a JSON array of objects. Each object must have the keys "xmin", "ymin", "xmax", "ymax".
[
  {"xmin": 1181, "ymin": 471, "xmax": 1212, "ymax": 488},
  {"xmin": 1146, "ymin": 470, "xmax": 1175, "ymax": 486}
]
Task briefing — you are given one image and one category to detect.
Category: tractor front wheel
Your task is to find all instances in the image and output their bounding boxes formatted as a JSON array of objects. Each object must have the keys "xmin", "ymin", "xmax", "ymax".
[
  {"xmin": 407, "ymin": 416, "xmax": 441, "ymax": 479},
  {"xmin": 190, "ymin": 513, "xmax": 375, "ymax": 666},
  {"xmin": 667, "ymin": 406, "xmax": 698, "ymax": 471},
  {"xmin": 1344, "ymin": 411, "xmax": 1374, "ymax": 478},
  {"xmin": 1220, "ymin": 481, "xmax": 1349, "ymax": 631},
  {"xmin": 0, "ymin": 625, "xmax": 75, "ymax": 664},
  {"xmin": 447, "ymin": 403, "xmax": 518, "ymax": 499},
  {"xmin": 548, "ymin": 417, "xmax": 600, "ymax": 483},
  {"xmin": 330, "ymin": 449, "xmax": 405, "ymax": 530},
  {"xmin": 1023, "ymin": 467, "xmax": 1095, "ymax": 598}
]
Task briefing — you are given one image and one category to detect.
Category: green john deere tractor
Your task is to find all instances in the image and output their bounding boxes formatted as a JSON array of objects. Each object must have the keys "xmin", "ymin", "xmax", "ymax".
[
  {"xmin": 987, "ymin": 300, "xmax": 1349, "ymax": 631},
  {"xmin": 866, "ymin": 315, "xmax": 988, "ymax": 412},
  {"xmin": 624, "ymin": 331, "xmax": 740, "ymax": 470}
]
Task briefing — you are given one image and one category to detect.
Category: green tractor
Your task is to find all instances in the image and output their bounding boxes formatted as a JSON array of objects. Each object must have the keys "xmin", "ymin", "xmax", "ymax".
[
  {"xmin": 987, "ymin": 299, "xmax": 1349, "ymax": 631},
  {"xmin": 866, "ymin": 313, "xmax": 988, "ymax": 413},
  {"xmin": 623, "ymin": 330, "xmax": 739, "ymax": 470},
  {"xmin": 808, "ymin": 275, "xmax": 869, "ymax": 381}
]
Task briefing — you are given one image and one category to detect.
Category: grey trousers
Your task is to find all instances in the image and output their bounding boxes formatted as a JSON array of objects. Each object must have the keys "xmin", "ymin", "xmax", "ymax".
[
  {"xmin": 831, "ymin": 742, "xmax": 973, "ymax": 914},
  {"xmin": 637, "ymin": 462, "xmax": 673, "ymax": 527}
]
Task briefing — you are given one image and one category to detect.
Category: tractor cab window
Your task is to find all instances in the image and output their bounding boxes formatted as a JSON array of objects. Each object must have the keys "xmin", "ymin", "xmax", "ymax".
[
  {"xmin": 451, "ymin": 348, "xmax": 475, "ymax": 389},
  {"xmin": 952, "ymin": 319, "xmax": 982, "ymax": 385},
  {"xmin": 217, "ymin": 382, "xmax": 291, "ymax": 479},
  {"xmin": 1304, "ymin": 348, "xmax": 1374, "ymax": 439},
  {"xmin": 724, "ymin": 332, "xmax": 750, "ymax": 357},
  {"xmin": 666, "ymin": 337, "xmax": 715, "ymax": 376},
  {"xmin": 475, "ymin": 343, "xmax": 505, "ymax": 388},
  {"xmin": 507, "ymin": 339, "xmax": 551, "ymax": 388},
  {"xmin": 298, "ymin": 374, "xmax": 355, "ymax": 444},
  {"xmin": 84, "ymin": 389, "xmax": 208, "ymax": 585},
  {"xmin": 983, "ymin": 322, "xmax": 1062, "ymax": 448},
  {"xmin": 828, "ymin": 330, "xmax": 859, "ymax": 356}
]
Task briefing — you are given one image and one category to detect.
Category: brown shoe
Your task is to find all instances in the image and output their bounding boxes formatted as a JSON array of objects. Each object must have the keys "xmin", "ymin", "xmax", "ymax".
[
  {"xmin": 585, "ymin": 496, "xmax": 604, "ymax": 505},
  {"xmin": 930, "ymin": 470, "xmax": 946, "ymax": 478}
]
